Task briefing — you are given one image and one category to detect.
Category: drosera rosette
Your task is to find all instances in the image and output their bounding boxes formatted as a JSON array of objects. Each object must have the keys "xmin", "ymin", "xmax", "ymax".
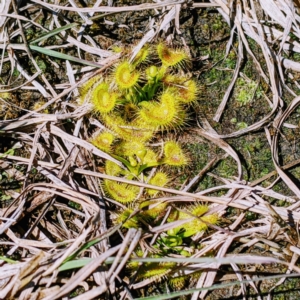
[
  {"xmin": 103, "ymin": 179, "xmax": 140, "ymax": 204},
  {"xmin": 113, "ymin": 60, "xmax": 140, "ymax": 90},
  {"xmin": 132, "ymin": 44, "xmax": 150, "ymax": 67},
  {"xmin": 126, "ymin": 247, "xmax": 202, "ymax": 289},
  {"xmin": 142, "ymin": 65, "xmax": 167, "ymax": 100},
  {"xmin": 103, "ymin": 114, "xmax": 155, "ymax": 143},
  {"xmin": 141, "ymin": 148, "xmax": 159, "ymax": 166},
  {"xmin": 124, "ymin": 102, "xmax": 139, "ymax": 120},
  {"xmin": 91, "ymin": 131, "xmax": 115, "ymax": 153},
  {"xmin": 90, "ymin": 82, "xmax": 119, "ymax": 114},
  {"xmin": 137, "ymin": 90, "xmax": 186, "ymax": 131},
  {"xmin": 157, "ymin": 42, "xmax": 190, "ymax": 69},
  {"xmin": 163, "ymin": 74, "xmax": 199, "ymax": 105},
  {"xmin": 105, "ymin": 160, "xmax": 123, "ymax": 177},
  {"xmin": 126, "ymin": 248, "xmax": 195, "ymax": 288},
  {"xmin": 140, "ymin": 200, "xmax": 168, "ymax": 221},
  {"xmin": 77, "ymin": 75, "xmax": 102, "ymax": 105},
  {"xmin": 77, "ymin": 42, "xmax": 202, "ymax": 244},
  {"xmin": 126, "ymin": 248, "xmax": 176, "ymax": 283},
  {"xmin": 167, "ymin": 204, "xmax": 219, "ymax": 238},
  {"xmin": 104, "ymin": 160, "xmax": 141, "ymax": 200},
  {"xmin": 113, "ymin": 140, "xmax": 147, "ymax": 173},
  {"xmin": 114, "ymin": 140, "xmax": 146, "ymax": 158},
  {"xmin": 146, "ymin": 171, "xmax": 170, "ymax": 197},
  {"xmin": 145, "ymin": 65, "xmax": 159, "ymax": 81},
  {"xmin": 176, "ymin": 78, "xmax": 199, "ymax": 105},
  {"xmin": 102, "ymin": 133, "xmax": 160, "ymax": 183},
  {"xmin": 135, "ymin": 262, "xmax": 176, "ymax": 282},
  {"xmin": 113, "ymin": 206, "xmax": 140, "ymax": 229},
  {"xmin": 162, "ymin": 140, "xmax": 188, "ymax": 167},
  {"xmin": 129, "ymin": 257, "xmax": 176, "ymax": 282}
]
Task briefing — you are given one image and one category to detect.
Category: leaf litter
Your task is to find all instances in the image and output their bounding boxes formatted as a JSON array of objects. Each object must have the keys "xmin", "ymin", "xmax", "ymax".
[{"xmin": 1, "ymin": 0, "xmax": 300, "ymax": 299}]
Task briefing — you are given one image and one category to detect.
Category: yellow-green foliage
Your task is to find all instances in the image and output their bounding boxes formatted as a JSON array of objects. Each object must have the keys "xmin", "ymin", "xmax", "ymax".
[
  {"xmin": 177, "ymin": 79, "xmax": 198, "ymax": 104},
  {"xmin": 163, "ymin": 141, "xmax": 188, "ymax": 166},
  {"xmin": 104, "ymin": 180, "xmax": 139, "ymax": 203},
  {"xmin": 132, "ymin": 262, "xmax": 176, "ymax": 281},
  {"xmin": 146, "ymin": 65, "xmax": 158, "ymax": 80},
  {"xmin": 132, "ymin": 46, "xmax": 149, "ymax": 66},
  {"xmin": 138, "ymin": 90, "xmax": 183, "ymax": 130},
  {"xmin": 80, "ymin": 42, "xmax": 196, "ymax": 139},
  {"xmin": 163, "ymin": 75, "xmax": 199, "ymax": 105},
  {"xmin": 126, "ymin": 249, "xmax": 191, "ymax": 288},
  {"xmin": 115, "ymin": 208, "xmax": 140, "ymax": 229},
  {"xmin": 114, "ymin": 61, "xmax": 140, "ymax": 90},
  {"xmin": 80, "ymin": 43, "xmax": 208, "ymax": 249},
  {"xmin": 147, "ymin": 172, "xmax": 169, "ymax": 196},
  {"xmin": 140, "ymin": 200, "xmax": 167, "ymax": 220},
  {"xmin": 169, "ymin": 275, "xmax": 186, "ymax": 290},
  {"xmin": 142, "ymin": 149, "xmax": 158, "ymax": 165},
  {"xmin": 0, "ymin": 91, "xmax": 11, "ymax": 99},
  {"xmin": 127, "ymin": 248, "xmax": 176, "ymax": 282},
  {"xmin": 105, "ymin": 160, "xmax": 122, "ymax": 176},
  {"xmin": 91, "ymin": 82, "xmax": 118, "ymax": 114},
  {"xmin": 157, "ymin": 42, "xmax": 189, "ymax": 67},
  {"xmin": 78, "ymin": 75, "xmax": 101, "ymax": 104},
  {"xmin": 32, "ymin": 101, "xmax": 49, "ymax": 114},
  {"xmin": 235, "ymin": 78, "xmax": 258, "ymax": 106},
  {"xmin": 91, "ymin": 131, "xmax": 115, "ymax": 153},
  {"xmin": 103, "ymin": 115, "xmax": 154, "ymax": 142},
  {"xmin": 168, "ymin": 204, "xmax": 219, "ymax": 238},
  {"xmin": 115, "ymin": 141, "xmax": 145, "ymax": 157}
]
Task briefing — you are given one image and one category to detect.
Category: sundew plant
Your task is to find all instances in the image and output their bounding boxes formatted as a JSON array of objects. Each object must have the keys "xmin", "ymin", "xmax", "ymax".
[{"xmin": 79, "ymin": 42, "xmax": 219, "ymax": 285}]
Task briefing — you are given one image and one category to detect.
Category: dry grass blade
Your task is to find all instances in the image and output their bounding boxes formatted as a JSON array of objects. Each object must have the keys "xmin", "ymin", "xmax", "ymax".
[
  {"xmin": 31, "ymin": 0, "xmax": 186, "ymax": 12},
  {"xmin": 194, "ymin": 120, "xmax": 243, "ymax": 179},
  {"xmin": 4, "ymin": 153, "xmax": 300, "ymax": 222},
  {"xmin": 43, "ymin": 227, "xmax": 92, "ymax": 277},
  {"xmin": 0, "ymin": 0, "xmax": 11, "ymax": 27},
  {"xmin": 268, "ymin": 95, "xmax": 300, "ymax": 208},
  {"xmin": 213, "ymin": 2, "xmax": 243, "ymax": 122},
  {"xmin": 42, "ymin": 245, "xmax": 122, "ymax": 300}
]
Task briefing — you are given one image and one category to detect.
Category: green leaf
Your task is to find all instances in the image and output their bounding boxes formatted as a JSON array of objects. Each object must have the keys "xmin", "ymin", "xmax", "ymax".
[
  {"xmin": 30, "ymin": 12, "xmax": 115, "ymax": 45},
  {"xmin": 0, "ymin": 256, "xmax": 17, "ymax": 264},
  {"xmin": 59, "ymin": 258, "xmax": 92, "ymax": 272},
  {"xmin": 138, "ymin": 162, "xmax": 161, "ymax": 174},
  {"xmin": 30, "ymin": 23, "xmax": 79, "ymax": 45},
  {"xmin": 58, "ymin": 256, "xmax": 122, "ymax": 272},
  {"xmin": 62, "ymin": 223, "xmax": 121, "ymax": 265},
  {"xmin": 29, "ymin": 45, "xmax": 103, "ymax": 68},
  {"xmin": 111, "ymin": 154, "xmax": 137, "ymax": 174},
  {"xmin": 0, "ymin": 148, "xmax": 15, "ymax": 158},
  {"xmin": 59, "ymin": 256, "xmax": 117, "ymax": 272}
]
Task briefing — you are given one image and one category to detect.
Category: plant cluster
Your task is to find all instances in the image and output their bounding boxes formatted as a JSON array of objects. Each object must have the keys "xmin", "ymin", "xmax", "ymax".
[
  {"xmin": 127, "ymin": 247, "xmax": 202, "ymax": 290},
  {"xmin": 79, "ymin": 42, "xmax": 219, "ymax": 285},
  {"xmin": 234, "ymin": 77, "xmax": 261, "ymax": 106}
]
